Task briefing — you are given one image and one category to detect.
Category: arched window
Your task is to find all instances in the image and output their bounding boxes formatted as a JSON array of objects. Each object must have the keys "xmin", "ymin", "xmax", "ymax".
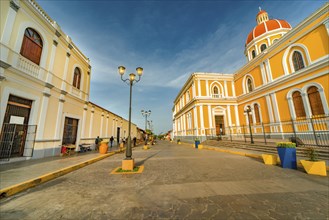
[
  {"xmin": 251, "ymin": 50, "xmax": 256, "ymax": 59},
  {"xmin": 212, "ymin": 86, "xmax": 220, "ymax": 98},
  {"xmin": 292, "ymin": 91, "xmax": 306, "ymax": 118},
  {"xmin": 292, "ymin": 51, "xmax": 305, "ymax": 71},
  {"xmin": 260, "ymin": 44, "xmax": 267, "ymax": 52},
  {"xmin": 307, "ymin": 86, "xmax": 324, "ymax": 116},
  {"xmin": 254, "ymin": 104, "xmax": 261, "ymax": 124},
  {"xmin": 247, "ymin": 78, "xmax": 253, "ymax": 92},
  {"xmin": 73, "ymin": 67, "xmax": 81, "ymax": 89},
  {"xmin": 20, "ymin": 28, "xmax": 43, "ymax": 65}
]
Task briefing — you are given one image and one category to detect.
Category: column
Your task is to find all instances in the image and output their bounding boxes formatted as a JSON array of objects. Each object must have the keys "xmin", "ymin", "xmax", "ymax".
[
  {"xmin": 61, "ymin": 52, "xmax": 71, "ymax": 91},
  {"xmin": 192, "ymin": 82, "xmax": 196, "ymax": 98},
  {"xmin": 231, "ymin": 81, "xmax": 236, "ymax": 97},
  {"xmin": 265, "ymin": 59, "xmax": 273, "ymax": 82},
  {"xmin": 45, "ymin": 39, "xmax": 58, "ymax": 84},
  {"xmin": 36, "ymin": 91, "xmax": 51, "ymax": 140},
  {"xmin": 1, "ymin": 0, "xmax": 20, "ymax": 62},
  {"xmin": 324, "ymin": 18, "xmax": 329, "ymax": 35},
  {"xmin": 198, "ymin": 79, "xmax": 201, "ymax": 97},
  {"xmin": 265, "ymin": 95, "xmax": 274, "ymax": 123},
  {"xmin": 224, "ymin": 80, "xmax": 228, "ymax": 97},
  {"xmin": 106, "ymin": 114, "xmax": 109, "ymax": 137},
  {"xmin": 89, "ymin": 107, "xmax": 94, "ymax": 138},
  {"xmin": 260, "ymin": 63, "xmax": 267, "ymax": 84},
  {"xmin": 270, "ymin": 93, "xmax": 282, "ymax": 133},
  {"xmin": 193, "ymin": 106, "xmax": 199, "ymax": 136},
  {"xmin": 208, "ymin": 105, "xmax": 212, "ymax": 129},
  {"xmin": 234, "ymin": 105, "xmax": 240, "ymax": 126},
  {"xmin": 200, "ymin": 105, "xmax": 204, "ymax": 135},
  {"xmin": 270, "ymin": 93, "xmax": 280, "ymax": 122},
  {"xmin": 206, "ymin": 80, "xmax": 209, "ymax": 97},
  {"xmin": 100, "ymin": 112, "xmax": 104, "ymax": 137},
  {"xmin": 227, "ymin": 105, "xmax": 232, "ymax": 126},
  {"xmin": 183, "ymin": 114, "xmax": 186, "ymax": 135},
  {"xmin": 54, "ymin": 96, "xmax": 65, "ymax": 139},
  {"xmin": 81, "ymin": 104, "xmax": 88, "ymax": 138},
  {"xmin": 112, "ymin": 119, "xmax": 115, "ymax": 136}
]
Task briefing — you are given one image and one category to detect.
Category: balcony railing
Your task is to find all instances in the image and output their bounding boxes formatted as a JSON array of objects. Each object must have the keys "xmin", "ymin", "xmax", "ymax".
[
  {"xmin": 175, "ymin": 115, "xmax": 329, "ymax": 147},
  {"xmin": 1, "ymin": 42, "xmax": 89, "ymax": 101}
]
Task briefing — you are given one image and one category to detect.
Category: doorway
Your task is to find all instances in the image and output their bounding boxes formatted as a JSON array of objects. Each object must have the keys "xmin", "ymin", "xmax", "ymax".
[
  {"xmin": 215, "ymin": 115, "xmax": 225, "ymax": 135},
  {"xmin": 117, "ymin": 127, "xmax": 120, "ymax": 145},
  {"xmin": 0, "ymin": 95, "xmax": 32, "ymax": 159},
  {"xmin": 62, "ymin": 117, "xmax": 79, "ymax": 145}
]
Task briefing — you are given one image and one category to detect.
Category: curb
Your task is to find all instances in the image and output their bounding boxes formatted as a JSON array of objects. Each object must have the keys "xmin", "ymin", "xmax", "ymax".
[
  {"xmin": 178, "ymin": 142, "xmax": 329, "ymax": 171},
  {"xmin": 0, "ymin": 150, "xmax": 122, "ymax": 199}
]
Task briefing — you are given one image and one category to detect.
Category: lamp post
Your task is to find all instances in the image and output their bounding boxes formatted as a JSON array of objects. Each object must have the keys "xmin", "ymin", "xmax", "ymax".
[
  {"xmin": 141, "ymin": 110, "xmax": 151, "ymax": 145},
  {"xmin": 118, "ymin": 66, "xmax": 143, "ymax": 168},
  {"xmin": 244, "ymin": 108, "xmax": 254, "ymax": 144}
]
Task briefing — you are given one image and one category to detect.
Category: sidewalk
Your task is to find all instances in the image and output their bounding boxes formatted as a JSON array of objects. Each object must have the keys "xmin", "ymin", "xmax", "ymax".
[{"xmin": 0, "ymin": 146, "xmax": 124, "ymax": 198}]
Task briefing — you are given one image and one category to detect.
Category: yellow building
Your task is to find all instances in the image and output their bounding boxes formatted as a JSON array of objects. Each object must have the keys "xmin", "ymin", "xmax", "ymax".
[
  {"xmin": 0, "ymin": 0, "xmax": 137, "ymax": 161},
  {"xmin": 173, "ymin": 4, "xmax": 329, "ymax": 145}
]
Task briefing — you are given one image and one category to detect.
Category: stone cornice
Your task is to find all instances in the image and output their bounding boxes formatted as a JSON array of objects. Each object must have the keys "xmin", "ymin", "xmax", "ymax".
[
  {"xmin": 0, "ymin": 60, "xmax": 11, "ymax": 69},
  {"xmin": 10, "ymin": 0, "xmax": 20, "ymax": 12}
]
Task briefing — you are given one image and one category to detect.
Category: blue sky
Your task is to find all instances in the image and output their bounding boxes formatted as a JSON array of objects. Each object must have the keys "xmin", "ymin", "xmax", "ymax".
[{"xmin": 38, "ymin": 0, "xmax": 326, "ymax": 134}]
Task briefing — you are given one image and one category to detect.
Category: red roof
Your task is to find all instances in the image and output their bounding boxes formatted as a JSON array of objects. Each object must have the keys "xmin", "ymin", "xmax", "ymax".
[{"xmin": 246, "ymin": 19, "xmax": 291, "ymax": 45}]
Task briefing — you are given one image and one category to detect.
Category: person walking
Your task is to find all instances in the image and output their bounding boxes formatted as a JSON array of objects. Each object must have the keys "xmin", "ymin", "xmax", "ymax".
[{"xmin": 95, "ymin": 136, "xmax": 101, "ymax": 151}]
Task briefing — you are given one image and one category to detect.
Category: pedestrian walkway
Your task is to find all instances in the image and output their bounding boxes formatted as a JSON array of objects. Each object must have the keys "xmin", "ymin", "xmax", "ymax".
[
  {"xmin": 0, "ymin": 146, "xmax": 124, "ymax": 197},
  {"xmin": 0, "ymin": 140, "xmax": 328, "ymax": 219}
]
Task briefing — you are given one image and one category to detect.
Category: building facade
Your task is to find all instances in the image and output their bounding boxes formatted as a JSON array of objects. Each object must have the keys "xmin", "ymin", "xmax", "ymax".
[
  {"xmin": 0, "ymin": 0, "xmax": 137, "ymax": 161},
  {"xmin": 173, "ymin": 4, "xmax": 329, "ymax": 145}
]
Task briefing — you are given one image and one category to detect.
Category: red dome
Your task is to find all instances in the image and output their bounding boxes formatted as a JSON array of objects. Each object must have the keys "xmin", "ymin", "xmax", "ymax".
[{"xmin": 246, "ymin": 19, "xmax": 291, "ymax": 45}]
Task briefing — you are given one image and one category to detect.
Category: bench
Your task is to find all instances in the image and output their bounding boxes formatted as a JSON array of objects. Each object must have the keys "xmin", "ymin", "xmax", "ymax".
[
  {"xmin": 61, "ymin": 145, "xmax": 76, "ymax": 156},
  {"xmin": 79, "ymin": 144, "xmax": 92, "ymax": 152}
]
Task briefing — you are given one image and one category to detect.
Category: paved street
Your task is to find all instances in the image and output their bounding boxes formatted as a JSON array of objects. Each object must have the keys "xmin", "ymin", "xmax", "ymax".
[{"xmin": 0, "ymin": 141, "xmax": 328, "ymax": 219}]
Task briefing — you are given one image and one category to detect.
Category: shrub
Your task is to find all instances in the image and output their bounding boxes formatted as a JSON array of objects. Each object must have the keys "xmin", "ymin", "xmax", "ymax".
[
  {"xmin": 304, "ymin": 146, "xmax": 318, "ymax": 161},
  {"xmin": 276, "ymin": 142, "xmax": 296, "ymax": 148}
]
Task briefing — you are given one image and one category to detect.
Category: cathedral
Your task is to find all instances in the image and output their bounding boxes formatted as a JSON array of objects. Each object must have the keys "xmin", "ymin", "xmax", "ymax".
[{"xmin": 172, "ymin": 4, "xmax": 329, "ymax": 146}]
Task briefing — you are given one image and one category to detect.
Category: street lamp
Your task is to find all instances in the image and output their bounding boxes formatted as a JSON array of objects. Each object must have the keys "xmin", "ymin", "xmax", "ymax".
[
  {"xmin": 141, "ymin": 110, "xmax": 151, "ymax": 145},
  {"xmin": 244, "ymin": 108, "xmax": 254, "ymax": 144},
  {"xmin": 118, "ymin": 66, "xmax": 143, "ymax": 169}
]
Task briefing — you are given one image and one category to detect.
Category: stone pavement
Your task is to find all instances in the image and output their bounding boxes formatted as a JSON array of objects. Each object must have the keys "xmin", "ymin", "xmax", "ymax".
[
  {"xmin": 0, "ymin": 145, "xmax": 123, "ymax": 194},
  {"xmin": 0, "ymin": 140, "xmax": 328, "ymax": 219}
]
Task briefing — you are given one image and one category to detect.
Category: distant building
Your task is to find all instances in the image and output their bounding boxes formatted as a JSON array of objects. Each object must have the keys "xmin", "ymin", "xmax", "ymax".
[
  {"xmin": 0, "ymin": 0, "xmax": 138, "ymax": 161},
  {"xmin": 173, "ymin": 4, "xmax": 329, "ymax": 145}
]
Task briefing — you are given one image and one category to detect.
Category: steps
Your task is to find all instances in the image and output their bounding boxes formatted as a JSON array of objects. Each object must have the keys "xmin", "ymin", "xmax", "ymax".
[{"xmin": 202, "ymin": 140, "xmax": 329, "ymax": 160}]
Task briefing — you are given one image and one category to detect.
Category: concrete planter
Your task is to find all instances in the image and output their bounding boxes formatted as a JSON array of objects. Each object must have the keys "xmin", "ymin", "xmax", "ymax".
[
  {"xmin": 262, "ymin": 154, "xmax": 277, "ymax": 165},
  {"xmin": 99, "ymin": 142, "xmax": 109, "ymax": 154},
  {"xmin": 277, "ymin": 147, "xmax": 297, "ymax": 169},
  {"xmin": 300, "ymin": 160, "xmax": 327, "ymax": 176}
]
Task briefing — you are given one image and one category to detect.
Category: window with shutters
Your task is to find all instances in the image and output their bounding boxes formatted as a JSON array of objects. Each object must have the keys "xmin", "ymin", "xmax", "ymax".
[
  {"xmin": 20, "ymin": 28, "xmax": 43, "ymax": 65},
  {"xmin": 292, "ymin": 51, "xmax": 305, "ymax": 72},
  {"xmin": 292, "ymin": 91, "xmax": 306, "ymax": 118},
  {"xmin": 73, "ymin": 67, "xmax": 81, "ymax": 89},
  {"xmin": 307, "ymin": 86, "xmax": 324, "ymax": 116},
  {"xmin": 254, "ymin": 104, "xmax": 261, "ymax": 123}
]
